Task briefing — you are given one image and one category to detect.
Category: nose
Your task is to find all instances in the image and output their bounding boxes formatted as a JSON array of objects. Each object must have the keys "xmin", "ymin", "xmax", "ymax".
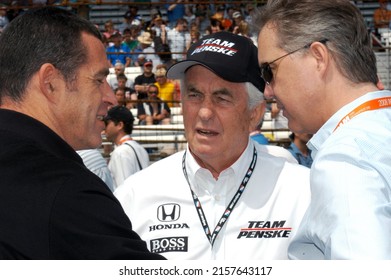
[
  {"xmin": 103, "ymin": 81, "xmax": 118, "ymax": 107},
  {"xmin": 263, "ymin": 84, "xmax": 275, "ymax": 100},
  {"xmin": 198, "ymin": 98, "xmax": 214, "ymax": 121}
]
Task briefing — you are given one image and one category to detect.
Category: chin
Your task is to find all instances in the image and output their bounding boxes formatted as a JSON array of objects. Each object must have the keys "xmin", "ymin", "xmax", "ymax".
[{"xmin": 191, "ymin": 144, "xmax": 219, "ymax": 158}]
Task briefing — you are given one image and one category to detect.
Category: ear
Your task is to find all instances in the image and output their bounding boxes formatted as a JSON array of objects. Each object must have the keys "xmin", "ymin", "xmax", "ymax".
[
  {"xmin": 117, "ymin": 121, "xmax": 125, "ymax": 130},
  {"xmin": 38, "ymin": 63, "xmax": 59, "ymax": 102},
  {"xmin": 308, "ymin": 41, "xmax": 330, "ymax": 75},
  {"xmin": 249, "ymin": 102, "xmax": 266, "ymax": 132}
]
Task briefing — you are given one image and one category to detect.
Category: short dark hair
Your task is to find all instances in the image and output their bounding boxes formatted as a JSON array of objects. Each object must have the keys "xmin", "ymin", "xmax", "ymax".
[
  {"xmin": 105, "ymin": 105, "xmax": 134, "ymax": 134},
  {"xmin": 117, "ymin": 73, "xmax": 128, "ymax": 81},
  {"xmin": 0, "ymin": 7, "xmax": 102, "ymax": 104}
]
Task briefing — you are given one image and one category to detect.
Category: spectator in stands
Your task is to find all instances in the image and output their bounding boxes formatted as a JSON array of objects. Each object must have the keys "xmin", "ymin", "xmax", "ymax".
[
  {"xmin": 286, "ymin": 133, "xmax": 313, "ymax": 168},
  {"xmin": 189, "ymin": 27, "xmax": 201, "ymax": 45},
  {"xmin": 122, "ymin": 26, "xmax": 139, "ymax": 55},
  {"xmin": 211, "ymin": 4, "xmax": 231, "ymax": 31},
  {"xmin": 233, "ymin": 20, "xmax": 252, "ymax": 39},
  {"xmin": 104, "ymin": 105, "xmax": 149, "ymax": 190},
  {"xmin": 118, "ymin": 5, "xmax": 142, "ymax": 33},
  {"xmin": 136, "ymin": 53, "xmax": 146, "ymax": 66},
  {"xmin": 107, "ymin": 62, "xmax": 134, "ymax": 90},
  {"xmin": 373, "ymin": 0, "xmax": 391, "ymax": 29},
  {"xmin": 102, "ymin": 19, "xmax": 118, "ymax": 40},
  {"xmin": 231, "ymin": 11, "xmax": 244, "ymax": 32},
  {"xmin": 107, "ymin": 32, "xmax": 132, "ymax": 68},
  {"xmin": 116, "ymin": 73, "xmax": 135, "ymax": 93},
  {"xmin": 145, "ymin": 7, "xmax": 162, "ymax": 32},
  {"xmin": 156, "ymin": 63, "xmax": 181, "ymax": 99},
  {"xmin": 115, "ymin": 31, "xmax": 310, "ymax": 260},
  {"xmin": 0, "ymin": 6, "xmax": 164, "ymax": 260},
  {"xmin": 167, "ymin": 18, "xmax": 189, "ymax": 63},
  {"xmin": 165, "ymin": 0, "xmax": 186, "ymax": 29},
  {"xmin": 137, "ymin": 31, "xmax": 162, "ymax": 70},
  {"xmin": 207, "ymin": 18, "xmax": 224, "ymax": 34},
  {"xmin": 116, "ymin": 74, "xmax": 137, "ymax": 108},
  {"xmin": 148, "ymin": 17, "xmax": 171, "ymax": 65},
  {"xmin": 194, "ymin": 3, "xmax": 211, "ymax": 34},
  {"xmin": 114, "ymin": 87, "xmax": 127, "ymax": 107},
  {"xmin": 76, "ymin": 149, "xmax": 115, "ymax": 192},
  {"xmin": 134, "ymin": 59, "xmax": 156, "ymax": 99},
  {"xmin": 137, "ymin": 84, "xmax": 171, "ymax": 125},
  {"xmin": 149, "ymin": 13, "xmax": 168, "ymax": 38},
  {"xmin": 72, "ymin": 0, "xmax": 91, "ymax": 20},
  {"xmin": 256, "ymin": 0, "xmax": 391, "ymax": 259},
  {"xmin": 244, "ymin": 3, "xmax": 255, "ymax": 23},
  {"xmin": 184, "ymin": 3, "xmax": 196, "ymax": 27},
  {"xmin": 154, "ymin": 68, "xmax": 179, "ymax": 107}
]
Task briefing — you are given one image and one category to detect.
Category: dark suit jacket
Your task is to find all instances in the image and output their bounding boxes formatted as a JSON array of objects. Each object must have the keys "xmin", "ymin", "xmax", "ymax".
[{"xmin": 0, "ymin": 109, "xmax": 165, "ymax": 260}]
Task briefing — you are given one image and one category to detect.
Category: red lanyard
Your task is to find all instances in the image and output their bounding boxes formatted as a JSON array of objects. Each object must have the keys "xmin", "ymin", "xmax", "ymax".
[{"xmin": 334, "ymin": 96, "xmax": 391, "ymax": 132}]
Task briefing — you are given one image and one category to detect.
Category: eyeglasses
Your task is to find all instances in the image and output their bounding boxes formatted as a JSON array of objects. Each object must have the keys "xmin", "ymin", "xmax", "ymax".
[
  {"xmin": 260, "ymin": 39, "xmax": 328, "ymax": 85},
  {"xmin": 148, "ymin": 91, "xmax": 158, "ymax": 94}
]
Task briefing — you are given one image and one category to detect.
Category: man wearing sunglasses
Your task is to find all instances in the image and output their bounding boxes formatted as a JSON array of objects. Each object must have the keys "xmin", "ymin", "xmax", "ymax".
[
  {"xmin": 115, "ymin": 31, "xmax": 311, "ymax": 260},
  {"xmin": 256, "ymin": 0, "xmax": 391, "ymax": 259}
]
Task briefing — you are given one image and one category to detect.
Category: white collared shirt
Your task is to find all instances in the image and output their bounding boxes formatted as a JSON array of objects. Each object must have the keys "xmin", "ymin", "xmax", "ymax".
[
  {"xmin": 108, "ymin": 135, "xmax": 149, "ymax": 190},
  {"xmin": 115, "ymin": 141, "xmax": 310, "ymax": 259},
  {"xmin": 288, "ymin": 90, "xmax": 391, "ymax": 259}
]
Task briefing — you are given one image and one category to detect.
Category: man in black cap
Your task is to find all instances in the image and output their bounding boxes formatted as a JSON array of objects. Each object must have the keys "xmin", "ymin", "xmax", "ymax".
[
  {"xmin": 104, "ymin": 105, "xmax": 149, "ymax": 190},
  {"xmin": 114, "ymin": 32, "xmax": 311, "ymax": 260}
]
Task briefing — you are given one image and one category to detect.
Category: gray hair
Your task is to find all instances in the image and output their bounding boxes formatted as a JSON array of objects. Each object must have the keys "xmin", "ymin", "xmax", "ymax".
[
  {"xmin": 114, "ymin": 62, "xmax": 125, "ymax": 69},
  {"xmin": 253, "ymin": 0, "xmax": 378, "ymax": 84}
]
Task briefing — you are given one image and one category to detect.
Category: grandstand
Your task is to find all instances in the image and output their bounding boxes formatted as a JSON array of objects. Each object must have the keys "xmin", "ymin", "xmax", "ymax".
[
  {"xmin": 89, "ymin": 0, "xmax": 391, "ymax": 161},
  {"xmin": 3, "ymin": 0, "xmax": 391, "ymax": 162}
]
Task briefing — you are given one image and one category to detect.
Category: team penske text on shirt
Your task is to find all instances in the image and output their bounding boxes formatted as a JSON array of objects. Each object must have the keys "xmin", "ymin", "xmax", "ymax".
[{"xmin": 238, "ymin": 220, "xmax": 292, "ymax": 239}]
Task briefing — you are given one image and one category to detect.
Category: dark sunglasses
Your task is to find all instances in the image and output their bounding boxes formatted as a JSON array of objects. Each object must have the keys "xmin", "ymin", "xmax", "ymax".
[
  {"xmin": 148, "ymin": 91, "xmax": 158, "ymax": 94},
  {"xmin": 260, "ymin": 39, "xmax": 328, "ymax": 85}
]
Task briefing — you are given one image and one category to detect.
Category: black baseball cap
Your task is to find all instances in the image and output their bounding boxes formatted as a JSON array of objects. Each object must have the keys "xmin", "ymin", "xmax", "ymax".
[
  {"xmin": 104, "ymin": 105, "xmax": 134, "ymax": 124},
  {"xmin": 167, "ymin": 31, "xmax": 265, "ymax": 92}
]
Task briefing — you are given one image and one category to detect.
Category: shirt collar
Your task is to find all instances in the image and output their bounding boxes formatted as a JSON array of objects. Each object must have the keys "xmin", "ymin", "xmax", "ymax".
[
  {"xmin": 118, "ymin": 134, "xmax": 132, "ymax": 146},
  {"xmin": 185, "ymin": 141, "xmax": 255, "ymax": 193},
  {"xmin": 308, "ymin": 90, "xmax": 391, "ymax": 159}
]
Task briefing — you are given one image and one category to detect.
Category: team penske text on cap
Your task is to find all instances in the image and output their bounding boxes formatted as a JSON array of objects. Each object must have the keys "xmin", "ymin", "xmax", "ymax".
[{"xmin": 167, "ymin": 31, "xmax": 265, "ymax": 92}]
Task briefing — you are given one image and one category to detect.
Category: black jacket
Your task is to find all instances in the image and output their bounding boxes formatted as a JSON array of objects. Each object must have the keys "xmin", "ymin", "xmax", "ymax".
[{"xmin": 0, "ymin": 109, "xmax": 165, "ymax": 260}]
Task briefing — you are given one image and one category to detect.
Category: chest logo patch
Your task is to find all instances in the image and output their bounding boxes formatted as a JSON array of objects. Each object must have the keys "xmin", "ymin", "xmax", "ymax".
[
  {"xmin": 238, "ymin": 220, "xmax": 292, "ymax": 239},
  {"xmin": 157, "ymin": 203, "xmax": 180, "ymax": 222},
  {"xmin": 150, "ymin": 236, "xmax": 188, "ymax": 253}
]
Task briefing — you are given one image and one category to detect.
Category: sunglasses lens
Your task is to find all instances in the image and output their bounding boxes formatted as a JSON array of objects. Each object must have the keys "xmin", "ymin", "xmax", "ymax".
[{"xmin": 261, "ymin": 64, "xmax": 273, "ymax": 84}]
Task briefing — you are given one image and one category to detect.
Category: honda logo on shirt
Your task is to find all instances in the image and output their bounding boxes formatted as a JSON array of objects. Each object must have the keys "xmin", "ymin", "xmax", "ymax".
[{"xmin": 157, "ymin": 203, "xmax": 180, "ymax": 222}]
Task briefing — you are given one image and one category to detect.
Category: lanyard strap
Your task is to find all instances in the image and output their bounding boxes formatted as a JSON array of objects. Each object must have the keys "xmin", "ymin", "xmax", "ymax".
[
  {"xmin": 182, "ymin": 147, "xmax": 257, "ymax": 246},
  {"xmin": 118, "ymin": 135, "xmax": 133, "ymax": 145},
  {"xmin": 334, "ymin": 96, "xmax": 391, "ymax": 132}
]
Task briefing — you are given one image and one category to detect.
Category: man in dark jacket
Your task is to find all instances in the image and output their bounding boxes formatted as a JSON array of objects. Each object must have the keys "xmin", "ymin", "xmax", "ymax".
[{"xmin": 0, "ymin": 7, "xmax": 165, "ymax": 260}]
